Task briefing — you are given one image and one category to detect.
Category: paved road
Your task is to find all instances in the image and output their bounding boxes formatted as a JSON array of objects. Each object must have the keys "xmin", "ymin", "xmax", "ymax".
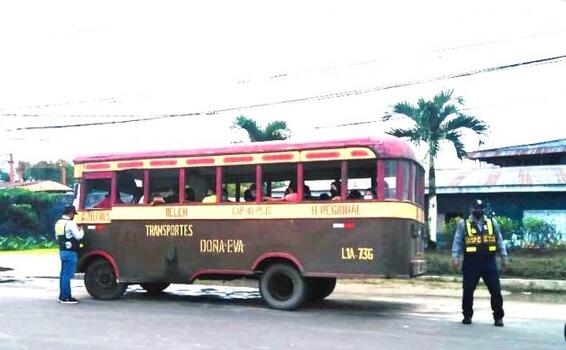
[{"xmin": 0, "ymin": 277, "xmax": 564, "ymax": 350}]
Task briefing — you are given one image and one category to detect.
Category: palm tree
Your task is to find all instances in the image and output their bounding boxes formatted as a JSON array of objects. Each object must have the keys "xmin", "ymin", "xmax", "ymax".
[
  {"xmin": 233, "ymin": 116, "xmax": 290, "ymax": 142},
  {"xmin": 383, "ymin": 90, "xmax": 488, "ymax": 243}
]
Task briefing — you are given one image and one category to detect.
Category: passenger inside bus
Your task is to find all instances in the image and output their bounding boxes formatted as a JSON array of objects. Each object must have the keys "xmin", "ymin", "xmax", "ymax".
[
  {"xmin": 283, "ymin": 184, "xmax": 299, "ymax": 202},
  {"xmin": 150, "ymin": 194, "xmax": 166, "ymax": 205},
  {"xmin": 94, "ymin": 194, "xmax": 123, "ymax": 208},
  {"xmin": 347, "ymin": 190, "xmax": 363, "ymax": 200},
  {"xmin": 163, "ymin": 185, "xmax": 179, "ymax": 203},
  {"xmin": 243, "ymin": 184, "xmax": 255, "ymax": 202},
  {"xmin": 202, "ymin": 188, "xmax": 217, "ymax": 203},
  {"xmin": 93, "ymin": 195, "xmax": 111, "ymax": 208},
  {"xmin": 363, "ymin": 187, "xmax": 376, "ymax": 200},
  {"xmin": 330, "ymin": 180, "xmax": 341, "ymax": 200},
  {"xmin": 184, "ymin": 187, "xmax": 196, "ymax": 202},
  {"xmin": 303, "ymin": 185, "xmax": 312, "ymax": 200}
]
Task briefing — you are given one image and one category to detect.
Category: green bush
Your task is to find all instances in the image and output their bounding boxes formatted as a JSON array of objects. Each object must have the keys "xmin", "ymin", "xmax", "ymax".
[
  {"xmin": 440, "ymin": 216, "xmax": 462, "ymax": 250},
  {"xmin": 425, "ymin": 251, "xmax": 566, "ymax": 280},
  {"xmin": 493, "ymin": 215, "xmax": 523, "ymax": 249},
  {"xmin": 0, "ymin": 235, "xmax": 57, "ymax": 250},
  {"xmin": 0, "ymin": 188, "xmax": 58, "ymax": 236},
  {"xmin": 522, "ymin": 217, "xmax": 562, "ymax": 249}
]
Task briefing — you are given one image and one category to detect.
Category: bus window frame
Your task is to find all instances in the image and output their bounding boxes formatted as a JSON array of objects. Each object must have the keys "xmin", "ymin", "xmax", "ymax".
[
  {"xmin": 179, "ymin": 168, "xmax": 185, "ymax": 203},
  {"xmin": 396, "ymin": 160, "xmax": 403, "ymax": 201},
  {"xmin": 377, "ymin": 159, "xmax": 385, "ymax": 200},
  {"xmin": 408, "ymin": 162, "xmax": 415, "ymax": 203},
  {"xmin": 81, "ymin": 171, "xmax": 115, "ymax": 210}
]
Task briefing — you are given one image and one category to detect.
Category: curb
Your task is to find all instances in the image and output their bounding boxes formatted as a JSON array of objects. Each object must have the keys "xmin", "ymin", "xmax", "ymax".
[{"xmin": 419, "ymin": 275, "xmax": 566, "ymax": 292}]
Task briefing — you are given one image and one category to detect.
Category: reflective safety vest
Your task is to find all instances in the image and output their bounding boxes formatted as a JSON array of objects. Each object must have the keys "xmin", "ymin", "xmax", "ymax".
[
  {"xmin": 464, "ymin": 218, "xmax": 497, "ymax": 256},
  {"xmin": 54, "ymin": 218, "xmax": 80, "ymax": 252}
]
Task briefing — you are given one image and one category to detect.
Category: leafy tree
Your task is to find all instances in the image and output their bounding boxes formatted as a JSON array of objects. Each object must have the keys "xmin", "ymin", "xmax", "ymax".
[
  {"xmin": 0, "ymin": 170, "xmax": 9, "ymax": 182},
  {"xmin": 383, "ymin": 90, "xmax": 488, "ymax": 242},
  {"xmin": 21, "ymin": 160, "xmax": 74, "ymax": 185},
  {"xmin": 233, "ymin": 116, "xmax": 290, "ymax": 142}
]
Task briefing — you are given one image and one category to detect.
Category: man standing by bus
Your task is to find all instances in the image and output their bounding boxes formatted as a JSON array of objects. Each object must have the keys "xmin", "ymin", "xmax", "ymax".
[
  {"xmin": 451, "ymin": 199, "xmax": 508, "ymax": 327},
  {"xmin": 54, "ymin": 205, "xmax": 84, "ymax": 304}
]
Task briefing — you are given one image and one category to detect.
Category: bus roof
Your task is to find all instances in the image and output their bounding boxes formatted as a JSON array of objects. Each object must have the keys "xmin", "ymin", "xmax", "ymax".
[{"xmin": 74, "ymin": 137, "xmax": 417, "ymax": 164}]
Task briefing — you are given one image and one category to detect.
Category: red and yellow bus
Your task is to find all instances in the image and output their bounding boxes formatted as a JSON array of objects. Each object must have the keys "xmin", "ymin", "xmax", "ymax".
[{"xmin": 73, "ymin": 137, "xmax": 426, "ymax": 310}]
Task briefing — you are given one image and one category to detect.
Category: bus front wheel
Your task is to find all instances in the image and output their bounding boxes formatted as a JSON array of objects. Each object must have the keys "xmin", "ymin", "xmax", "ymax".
[
  {"xmin": 84, "ymin": 259, "xmax": 127, "ymax": 300},
  {"xmin": 140, "ymin": 283, "xmax": 170, "ymax": 295},
  {"xmin": 259, "ymin": 263, "xmax": 308, "ymax": 310},
  {"xmin": 308, "ymin": 277, "xmax": 337, "ymax": 302}
]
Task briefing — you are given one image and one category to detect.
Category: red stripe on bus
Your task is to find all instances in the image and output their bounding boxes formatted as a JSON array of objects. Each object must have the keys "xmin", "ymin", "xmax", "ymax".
[
  {"xmin": 186, "ymin": 158, "xmax": 215, "ymax": 165},
  {"xmin": 251, "ymin": 252, "xmax": 303, "ymax": 272},
  {"xmin": 305, "ymin": 151, "xmax": 341, "ymax": 160},
  {"xmin": 344, "ymin": 222, "xmax": 356, "ymax": 230},
  {"xmin": 262, "ymin": 153, "xmax": 295, "ymax": 161},
  {"xmin": 117, "ymin": 161, "xmax": 144, "ymax": 169},
  {"xmin": 81, "ymin": 250, "xmax": 120, "ymax": 278},
  {"xmin": 351, "ymin": 150, "xmax": 369, "ymax": 157},
  {"xmin": 85, "ymin": 163, "xmax": 111, "ymax": 170},
  {"xmin": 150, "ymin": 160, "xmax": 177, "ymax": 167},
  {"xmin": 223, "ymin": 155, "xmax": 254, "ymax": 163}
]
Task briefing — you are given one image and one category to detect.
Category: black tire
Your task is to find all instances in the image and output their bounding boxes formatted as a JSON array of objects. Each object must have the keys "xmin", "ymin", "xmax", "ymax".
[
  {"xmin": 259, "ymin": 263, "xmax": 309, "ymax": 310},
  {"xmin": 84, "ymin": 259, "xmax": 127, "ymax": 300},
  {"xmin": 308, "ymin": 277, "xmax": 337, "ymax": 302},
  {"xmin": 140, "ymin": 283, "xmax": 170, "ymax": 295}
]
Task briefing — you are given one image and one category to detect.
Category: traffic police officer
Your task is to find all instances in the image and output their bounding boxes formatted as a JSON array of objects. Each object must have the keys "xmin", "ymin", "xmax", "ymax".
[
  {"xmin": 451, "ymin": 199, "xmax": 508, "ymax": 327},
  {"xmin": 54, "ymin": 205, "xmax": 84, "ymax": 304}
]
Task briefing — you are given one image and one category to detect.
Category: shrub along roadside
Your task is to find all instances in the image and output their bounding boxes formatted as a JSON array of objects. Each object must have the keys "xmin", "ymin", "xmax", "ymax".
[
  {"xmin": 425, "ymin": 251, "xmax": 566, "ymax": 280},
  {"xmin": 0, "ymin": 235, "xmax": 57, "ymax": 251}
]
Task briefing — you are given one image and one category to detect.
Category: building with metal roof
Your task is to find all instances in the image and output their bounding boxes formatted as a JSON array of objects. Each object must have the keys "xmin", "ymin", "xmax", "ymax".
[
  {"xmin": 0, "ymin": 180, "xmax": 72, "ymax": 193},
  {"xmin": 432, "ymin": 139, "xmax": 566, "ymax": 246},
  {"xmin": 467, "ymin": 138, "xmax": 566, "ymax": 166}
]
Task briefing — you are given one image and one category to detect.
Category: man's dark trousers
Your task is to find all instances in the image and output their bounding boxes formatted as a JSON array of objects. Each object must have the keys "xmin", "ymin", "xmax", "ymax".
[{"xmin": 462, "ymin": 255, "xmax": 504, "ymax": 320}]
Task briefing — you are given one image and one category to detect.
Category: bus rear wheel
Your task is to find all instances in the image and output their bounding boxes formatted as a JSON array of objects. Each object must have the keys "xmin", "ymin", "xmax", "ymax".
[
  {"xmin": 308, "ymin": 277, "xmax": 337, "ymax": 302},
  {"xmin": 259, "ymin": 263, "xmax": 308, "ymax": 310},
  {"xmin": 140, "ymin": 283, "xmax": 170, "ymax": 295},
  {"xmin": 84, "ymin": 259, "xmax": 127, "ymax": 300}
]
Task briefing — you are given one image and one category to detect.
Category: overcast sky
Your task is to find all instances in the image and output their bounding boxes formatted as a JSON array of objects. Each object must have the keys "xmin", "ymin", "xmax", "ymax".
[{"xmin": 1, "ymin": 0, "xmax": 566, "ymax": 171}]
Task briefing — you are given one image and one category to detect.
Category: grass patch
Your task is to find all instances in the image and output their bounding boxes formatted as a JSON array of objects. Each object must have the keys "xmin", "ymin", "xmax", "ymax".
[
  {"xmin": 0, "ymin": 247, "xmax": 57, "ymax": 255},
  {"xmin": 425, "ymin": 250, "xmax": 566, "ymax": 280}
]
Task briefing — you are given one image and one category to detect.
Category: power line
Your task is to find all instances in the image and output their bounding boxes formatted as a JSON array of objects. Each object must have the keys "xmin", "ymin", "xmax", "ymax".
[
  {"xmin": 2, "ymin": 28, "xmax": 564, "ymax": 117},
  {"xmin": 236, "ymin": 28, "xmax": 566, "ymax": 84},
  {"xmin": 0, "ymin": 96, "xmax": 121, "ymax": 112},
  {"xmin": 5, "ymin": 53, "xmax": 566, "ymax": 132}
]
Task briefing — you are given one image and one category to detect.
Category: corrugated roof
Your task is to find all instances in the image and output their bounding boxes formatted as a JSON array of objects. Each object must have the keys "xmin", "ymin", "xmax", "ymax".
[
  {"xmin": 467, "ymin": 138, "xmax": 566, "ymax": 159},
  {"xmin": 0, "ymin": 180, "xmax": 72, "ymax": 193},
  {"xmin": 429, "ymin": 165, "xmax": 566, "ymax": 194}
]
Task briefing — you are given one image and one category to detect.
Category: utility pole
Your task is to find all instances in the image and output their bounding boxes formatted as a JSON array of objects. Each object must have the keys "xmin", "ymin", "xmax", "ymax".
[
  {"xmin": 8, "ymin": 153, "xmax": 15, "ymax": 184},
  {"xmin": 60, "ymin": 165, "xmax": 66, "ymax": 185}
]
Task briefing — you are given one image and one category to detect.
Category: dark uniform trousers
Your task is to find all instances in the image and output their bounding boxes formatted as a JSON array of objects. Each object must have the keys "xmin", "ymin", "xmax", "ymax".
[{"xmin": 462, "ymin": 255, "xmax": 504, "ymax": 320}]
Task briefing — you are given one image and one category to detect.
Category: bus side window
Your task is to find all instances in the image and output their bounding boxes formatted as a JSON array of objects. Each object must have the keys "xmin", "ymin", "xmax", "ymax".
[
  {"xmin": 262, "ymin": 163, "xmax": 298, "ymax": 201},
  {"xmin": 185, "ymin": 167, "xmax": 215, "ymax": 202},
  {"xmin": 303, "ymin": 161, "xmax": 341, "ymax": 201},
  {"xmin": 116, "ymin": 170, "xmax": 144, "ymax": 205},
  {"xmin": 384, "ymin": 160, "xmax": 397, "ymax": 199},
  {"xmin": 148, "ymin": 168, "xmax": 180, "ymax": 204},
  {"xmin": 401, "ymin": 160, "xmax": 411, "ymax": 201},
  {"xmin": 223, "ymin": 165, "xmax": 255, "ymax": 202},
  {"xmin": 347, "ymin": 160, "xmax": 376, "ymax": 200},
  {"xmin": 83, "ymin": 178, "xmax": 112, "ymax": 209}
]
